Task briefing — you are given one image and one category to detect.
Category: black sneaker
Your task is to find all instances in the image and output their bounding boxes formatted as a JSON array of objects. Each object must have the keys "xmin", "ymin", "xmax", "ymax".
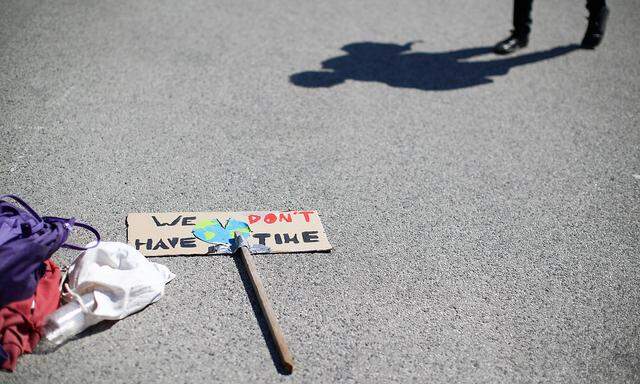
[
  {"xmin": 581, "ymin": 6, "xmax": 609, "ymax": 49},
  {"xmin": 493, "ymin": 34, "xmax": 529, "ymax": 55}
]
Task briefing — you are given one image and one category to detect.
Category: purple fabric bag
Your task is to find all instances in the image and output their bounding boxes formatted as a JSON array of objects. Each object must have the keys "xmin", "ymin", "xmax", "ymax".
[{"xmin": 0, "ymin": 194, "xmax": 100, "ymax": 307}]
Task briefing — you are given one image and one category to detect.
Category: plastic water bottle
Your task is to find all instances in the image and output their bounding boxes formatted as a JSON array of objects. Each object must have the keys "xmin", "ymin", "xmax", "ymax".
[{"xmin": 42, "ymin": 293, "xmax": 102, "ymax": 345}]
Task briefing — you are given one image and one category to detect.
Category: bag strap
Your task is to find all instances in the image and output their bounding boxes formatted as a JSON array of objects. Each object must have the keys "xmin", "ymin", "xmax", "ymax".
[
  {"xmin": 42, "ymin": 216, "xmax": 101, "ymax": 250},
  {"xmin": 0, "ymin": 194, "xmax": 43, "ymax": 221},
  {"xmin": 1, "ymin": 194, "xmax": 100, "ymax": 250}
]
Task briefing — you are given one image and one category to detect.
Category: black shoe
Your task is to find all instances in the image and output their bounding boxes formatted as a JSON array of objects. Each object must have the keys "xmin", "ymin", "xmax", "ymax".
[
  {"xmin": 581, "ymin": 6, "xmax": 609, "ymax": 49},
  {"xmin": 493, "ymin": 34, "xmax": 528, "ymax": 55}
]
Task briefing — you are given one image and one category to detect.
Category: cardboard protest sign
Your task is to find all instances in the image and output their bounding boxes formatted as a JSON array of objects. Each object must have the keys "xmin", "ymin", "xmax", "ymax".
[{"xmin": 127, "ymin": 210, "xmax": 332, "ymax": 257}]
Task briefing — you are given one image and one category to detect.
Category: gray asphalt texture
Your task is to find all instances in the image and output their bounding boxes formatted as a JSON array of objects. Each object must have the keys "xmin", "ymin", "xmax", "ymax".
[{"xmin": 1, "ymin": 0, "xmax": 639, "ymax": 383}]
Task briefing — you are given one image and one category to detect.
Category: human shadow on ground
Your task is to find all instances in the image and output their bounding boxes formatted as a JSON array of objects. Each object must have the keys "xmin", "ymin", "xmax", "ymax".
[
  {"xmin": 290, "ymin": 41, "xmax": 580, "ymax": 91},
  {"xmin": 233, "ymin": 255, "xmax": 291, "ymax": 375}
]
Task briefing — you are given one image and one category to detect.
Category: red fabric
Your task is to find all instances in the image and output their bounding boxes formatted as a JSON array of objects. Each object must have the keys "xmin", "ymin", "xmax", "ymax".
[{"xmin": 0, "ymin": 259, "xmax": 61, "ymax": 371}]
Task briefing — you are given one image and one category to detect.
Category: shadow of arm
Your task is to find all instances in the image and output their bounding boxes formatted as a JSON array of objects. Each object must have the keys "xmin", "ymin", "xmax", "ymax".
[
  {"xmin": 289, "ymin": 71, "xmax": 345, "ymax": 88},
  {"xmin": 489, "ymin": 44, "xmax": 580, "ymax": 68},
  {"xmin": 446, "ymin": 46, "xmax": 493, "ymax": 59}
]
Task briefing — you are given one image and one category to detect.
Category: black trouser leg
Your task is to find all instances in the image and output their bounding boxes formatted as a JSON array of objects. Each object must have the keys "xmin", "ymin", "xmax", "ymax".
[
  {"xmin": 513, "ymin": 0, "xmax": 534, "ymax": 38},
  {"xmin": 586, "ymin": 0, "xmax": 606, "ymax": 15}
]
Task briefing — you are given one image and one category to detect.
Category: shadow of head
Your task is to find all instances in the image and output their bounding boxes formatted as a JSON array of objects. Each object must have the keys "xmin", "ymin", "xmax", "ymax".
[{"xmin": 290, "ymin": 41, "xmax": 579, "ymax": 91}]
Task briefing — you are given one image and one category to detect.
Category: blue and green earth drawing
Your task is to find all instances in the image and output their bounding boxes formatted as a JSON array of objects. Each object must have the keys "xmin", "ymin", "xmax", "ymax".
[{"xmin": 192, "ymin": 218, "xmax": 251, "ymax": 246}]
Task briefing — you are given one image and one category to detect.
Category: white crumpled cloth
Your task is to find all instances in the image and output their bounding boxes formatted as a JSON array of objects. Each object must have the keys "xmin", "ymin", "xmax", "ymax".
[{"xmin": 65, "ymin": 241, "xmax": 175, "ymax": 320}]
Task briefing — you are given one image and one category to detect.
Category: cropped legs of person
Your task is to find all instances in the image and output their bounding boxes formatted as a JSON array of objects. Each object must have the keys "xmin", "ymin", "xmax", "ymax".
[
  {"xmin": 493, "ymin": 0, "xmax": 609, "ymax": 54},
  {"xmin": 582, "ymin": 0, "xmax": 609, "ymax": 49},
  {"xmin": 493, "ymin": 0, "xmax": 533, "ymax": 55}
]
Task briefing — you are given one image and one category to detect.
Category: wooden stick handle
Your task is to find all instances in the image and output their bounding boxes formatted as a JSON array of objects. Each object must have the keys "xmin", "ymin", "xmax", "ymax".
[{"xmin": 236, "ymin": 238, "xmax": 294, "ymax": 374}]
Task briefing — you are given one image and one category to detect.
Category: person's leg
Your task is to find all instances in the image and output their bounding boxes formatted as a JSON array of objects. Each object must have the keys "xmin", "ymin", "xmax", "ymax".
[
  {"xmin": 494, "ymin": 0, "xmax": 534, "ymax": 55},
  {"xmin": 582, "ymin": 0, "xmax": 609, "ymax": 48},
  {"xmin": 513, "ymin": 0, "xmax": 534, "ymax": 38},
  {"xmin": 586, "ymin": 0, "xmax": 606, "ymax": 14}
]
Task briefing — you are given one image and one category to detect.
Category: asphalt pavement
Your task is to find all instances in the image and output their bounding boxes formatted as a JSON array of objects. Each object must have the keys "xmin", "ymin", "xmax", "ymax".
[{"xmin": 1, "ymin": 0, "xmax": 639, "ymax": 383}]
